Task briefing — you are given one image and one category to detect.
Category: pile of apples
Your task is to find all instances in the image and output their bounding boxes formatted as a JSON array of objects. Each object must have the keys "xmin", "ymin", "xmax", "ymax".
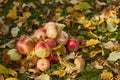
[{"xmin": 7, "ymin": 22, "xmax": 79, "ymax": 71}]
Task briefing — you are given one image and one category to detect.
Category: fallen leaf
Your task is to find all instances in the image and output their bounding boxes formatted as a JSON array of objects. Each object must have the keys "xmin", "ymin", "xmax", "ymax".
[
  {"xmin": 100, "ymin": 70, "xmax": 113, "ymax": 80},
  {"xmin": 90, "ymin": 50, "xmax": 102, "ymax": 58},
  {"xmin": 0, "ymin": 64, "xmax": 17, "ymax": 77},
  {"xmin": 66, "ymin": 6, "xmax": 74, "ymax": 13},
  {"xmin": 86, "ymin": 39, "xmax": 101, "ymax": 46},
  {"xmin": 106, "ymin": 18, "xmax": 118, "ymax": 32},
  {"xmin": 69, "ymin": 0, "xmax": 80, "ymax": 5},
  {"xmin": 91, "ymin": 61, "xmax": 103, "ymax": 69},
  {"xmin": 5, "ymin": 78, "xmax": 18, "ymax": 80},
  {"xmin": 35, "ymin": 74, "xmax": 51, "ymax": 80},
  {"xmin": 0, "ymin": 40, "xmax": 16, "ymax": 48},
  {"xmin": 87, "ymin": 31, "xmax": 98, "ymax": 38},
  {"xmin": 102, "ymin": 41, "xmax": 114, "ymax": 49},
  {"xmin": 74, "ymin": 55, "xmax": 85, "ymax": 73},
  {"xmin": 7, "ymin": 7, "xmax": 18, "ymax": 19},
  {"xmin": 107, "ymin": 51, "xmax": 120, "ymax": 61},
  {"xmin": 11, "ymin": 27, "xmax": 20, "ymax": 37},
  {"xmin": 51, "ymin": 70, "xmax": 66, "ymax": 77},
  {"xmin": 0, "ymin": 75, "xmax": 4, "ymax": 80},
  {"xmin": 79, "ymin": 2, "xmax": 92, "ymax": 11},
  {"xmin": 23, "ymin": 11, "xmax": 32, "ymax": 18}
]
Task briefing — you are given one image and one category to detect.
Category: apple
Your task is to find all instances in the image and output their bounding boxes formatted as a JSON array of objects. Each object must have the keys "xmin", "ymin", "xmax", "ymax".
[
  {"xmin": 17, "ymin": 36, "xmax": 34, "ymax": 54},
  {"xmin": 37, "ymin": 58, "xmax": 50, "ymax": 71},
  {"xmin": 66, "ymin": 38, "xmax": 79, "ymax": 51},
  {"xmin": 7, "ymin": 49, "xmax": 22, "ymax": 61},
  {"xmin": 35, "ymin": 41, "xmax": 50, "ymax": 58},
  {"xmin": 32, "ymin": 28, "xmax": 46, "ymax": 40},
  {"xmin": 45, "ymin": 38, "xmax": 57, "ymax": 48},
  {"xmin": 44, "ymin": 22, "xmax": 57, "ymax": 39},
  {"xmin": 56, "ymin": 31, "xmax": 68, "ymax": 45},
  {"xmin": 47, "ymin": 51, "xmax": 59, "ymax": 64}
]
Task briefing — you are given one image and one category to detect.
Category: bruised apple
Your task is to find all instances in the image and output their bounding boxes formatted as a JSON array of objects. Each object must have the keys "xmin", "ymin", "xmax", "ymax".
[
  {"xmin": 66, "ymin": 38, "xmax": 79, "ymax": 51},
  {"xmin": 44, "ymin": 22, "xmax": 57, "ymax": 39},
  {"xmin": 56, "ymin": 31, "xmax": 68, "ymax": 45},
  {"xmin": 45, "ymin": 38, "xmax": 57, "ymax": 48},
  {"xmin": 37, "ymin": 58, "xmax": 50, "ymax": 71},
  {"xmin": 35, "ymin": 41, "xmax": 50, "ymax": 58},
  {"xmin": 17, "ymin": 36, "xmax": 34, "ymax": 54},
  {"xmin": 32, "ymin": 28, "xmax": 46, "ymax": 40},
  {"xmin": 47, "ymin": 51, "xmax": 59, "ymax": 64}
]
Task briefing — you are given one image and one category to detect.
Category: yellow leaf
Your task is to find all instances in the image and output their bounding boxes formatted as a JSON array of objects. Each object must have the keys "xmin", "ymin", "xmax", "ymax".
[
  {"xmin": 23, "ymin": 11, "xmax": 31, "ymax": 18},
  {"xmin": 0, "ymin": 64, "xmax": 8, "ymax": 74},
  {"xmin": 86, "ymin": 39, "xmax": 101, "ymax": 46},
  {"xmin": 8, "ymin": 69, "xmax": 18, "ymax": 77},
  {"xmin": 7, "ymin": 7, "xmax": 18, "ymax": 19},
  {"xmin": 90, "ymin": 50, "xmax": 102, "ymax": 58},
  {"xmin": 0, "ymin": 64, "xmax": 17, "ymax": 77},
  {"xmin": 87, "ymin": 31, "xmax": 98, "ymax": 38},
  {"xmin": 74, "ymin": 4, "xmax": 81, "ymax": 10},
  {"xmin": 66, "ymin": 6, "xmax": 74, "ymax": 13},
  {"xmin": 51, "ymin": 70, "xmax": 66, "ymax": 77},
  {"xmin": 5, "ymin": 78, "xmax": 18, "ymax": 80},
  {"xmin": 100, "ymin": 70, "xmax": 113, "ymax": 80},
  {"xmin": 98, "ymin": 18, "xmax": 104, "ymax": 25}
]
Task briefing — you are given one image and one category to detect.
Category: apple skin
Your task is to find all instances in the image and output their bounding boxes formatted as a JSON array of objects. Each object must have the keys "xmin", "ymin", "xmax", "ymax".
[
  {"xmin": 56, "ymin": 31, "xmax": 68, "ymax": 45},
  {"xmin": 47, "ymin": 51, "xmax": 59, "ymax": 64},
  {"xmin": 37, "ymin": 58, "xmax": 50, "ymax": 71},
  {"xmin": 66, "ymin": 38, "xmax": 79, "ymax": 52},
  {"xmin": 44, "ymin": 22, "xmax": 58, "ymax": 39},
  {"xmin": 45, "ymin": 38, "xmax": 57, "ymax": 48},
  {"xmin": 32, "ymin": 28, "xmax": 46, "ymax": 40},
  {"xmin": 35, "ymin": 41, "xmax": 50, "ymax": 58},
  {"xmin": 17, "ymin": 36, "xmax": 34, "ymax": 55}
]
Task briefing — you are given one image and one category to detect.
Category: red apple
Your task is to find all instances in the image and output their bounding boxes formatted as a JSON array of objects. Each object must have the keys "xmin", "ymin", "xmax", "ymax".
[
  {"xmin": 35, "ymin": 41, "xmax": 50, "ymax": 58},
  {"xmin": 32, "ymin": 28, "xmax": 46, "ymax": 40},
  {"xmin": 47, "ymin": 51, "xmax": 59, "ymax": 64},
  {"xmin": 45, "ymin": 38, "xmax": 57, "ymax": 48},
  {"xmin": 37, "ymin": 58, "xmax": 50, "ymax": 71},
  {"xmin": 66, "ymin": 38, "xmax": 79, "ymax": 51},
  {"xmin": 56, "ymin": 31, "xmax": 68, "ymax": 45},
  {"xmin": 17, "ymin": 36, "xmax": 34, "ymax": 54}
]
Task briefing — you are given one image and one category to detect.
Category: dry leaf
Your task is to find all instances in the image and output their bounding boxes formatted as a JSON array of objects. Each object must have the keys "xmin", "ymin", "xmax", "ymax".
[
  {"xmin": 87, "ymin": 31, "xmax": 98, "ymax": 38},
  {"xmin": 69, "ymin": 0, "xmax": 80, "ymax": 5},
  {"xmin": 0, "ymin": 40, "xmax": 15, "ymax": 48},
  {"xmin": 35, "ymin": 74, "xmax": 51, "ymax": 80},
  {"xmin": 86, "ymin": 39, "xmax": 101, "ymax": 46},
  {"xmin": 91, "ymin": 61, "xmax": 103, "ymax": 69},
  {"xmin": 23, "ymin": 11, "xmax": 32, "ymax": 18},
  {"xmin": 11, "ymin": 27, "xmax": 20, "ymax": 37},
  {"xmin": 107, "ymin": 51, "xmax": 120, "ymax": 61},
  {"xmin": 100, "ymin": 70, "xmax": 113, "ymax": 80},
  {"xmin": 74, "ymin": 55, "xmax": 85, "ymax": 73},
  {"xmin": 90, "ymin": 50, "xmax": 102, "ymax": 58},
  {"xmin": 0, "ymin": 64, "xmax": 17, "ymax": 77},
  {"xmin": 51, "ymin": 70, "xmax": 66, "ymax": 77},
  {"xmin": 0, "ymin": 75, "xmax": 4, "ymax": 80},
  {"xmin": 0, "ymin": 24, "xmax": 9, "ymax": 35},
  {"xmin": 102, "ymin": 41, "xmax": 114, "ymax": 49},
  {"xmin": 5, "ymin": 78, "xmax": 18, "ymax": 80},
  {"xmin": 66, "ymin": 6, "xmax": 74, "ymax": 13},
  {"xmin": 7, "ymin": 7, "xmax": 18, "ymax": 19}
]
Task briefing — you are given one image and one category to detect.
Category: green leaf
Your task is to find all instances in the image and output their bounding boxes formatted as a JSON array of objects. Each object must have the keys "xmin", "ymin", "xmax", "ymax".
[
  {"xmin": 107, "ymin": 51, "xmax": 120, "ymax": 61},
  {"xmin": 79, "ymin": 2, "xmax": 92, "ymax": 10}
]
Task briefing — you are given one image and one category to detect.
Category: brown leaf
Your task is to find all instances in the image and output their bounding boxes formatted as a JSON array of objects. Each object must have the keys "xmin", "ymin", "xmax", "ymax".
[
  {"xmin": 0, "ymin": 75, "xmax": 4, "ymax": 80},
  {"xmin": 74, "ymin": 55, "xmax": 85, "ymax": 73}
]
